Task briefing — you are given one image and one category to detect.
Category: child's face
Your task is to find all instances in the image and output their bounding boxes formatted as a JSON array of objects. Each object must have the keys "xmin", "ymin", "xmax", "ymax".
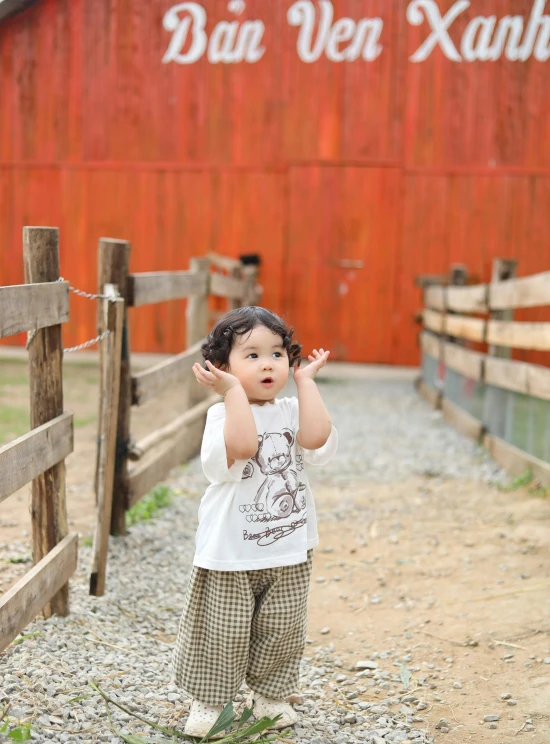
[{"xmin": 226, "ymin": 324, "xmax": 290, "ymax": 404}]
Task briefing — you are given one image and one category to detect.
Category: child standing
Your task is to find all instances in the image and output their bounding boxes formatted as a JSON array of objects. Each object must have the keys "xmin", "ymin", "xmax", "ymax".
[{"xmin": 172, "ymin": 306, "xmax": 338, "ymax": 738}]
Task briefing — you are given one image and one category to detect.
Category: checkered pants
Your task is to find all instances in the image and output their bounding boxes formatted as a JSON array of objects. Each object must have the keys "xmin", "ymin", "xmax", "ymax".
[{"xmin": 172, "ymin": 551, "xmax": 312, "ymax": 705}]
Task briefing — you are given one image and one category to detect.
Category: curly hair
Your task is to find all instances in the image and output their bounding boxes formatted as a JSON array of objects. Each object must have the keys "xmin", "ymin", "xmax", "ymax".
[{"xmin": 201, "ymin": 306, "xmax": 302, "ymax": 369}]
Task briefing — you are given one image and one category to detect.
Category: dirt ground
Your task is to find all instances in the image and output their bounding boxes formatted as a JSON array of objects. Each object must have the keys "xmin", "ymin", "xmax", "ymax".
[{"xmin": 1, "ymin": 357, "xmax": 550, "ymax": 742}]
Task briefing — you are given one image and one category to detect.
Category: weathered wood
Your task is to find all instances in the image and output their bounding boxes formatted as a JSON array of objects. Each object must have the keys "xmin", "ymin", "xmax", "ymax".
[
  {"xmin": 445, "ymin": 314, "xmax": 486, "ymax": 342},
  {"xmin": 90, "ymin": 287, "xmax": 124, "ymax": 597},
  {"xmin": 483, "ymin": 260, "xmax": 518, "ymax": 445},
  {"xmin": 489, "ymin": 270, "xmax": 550, "ymax": 310},
  {"xmin": 486, "ymin": 321, "xmax": 550, "ymax": 351},
  {"xmin": 442, "ymin": 399, "xmax": 483, "ymax": 442},
  {"xmin": 483, "ymin": 433, "xmax": 550, "ymax": 488},
  {"xmin": 186, "ymin": 257, "xmax": 211, "ymax": 408},
  {"xmin": 131, "ymin": 338, "xmax": 205, "ymax": 406},
  {"xmin": 0, "ymin": 282, "xmax": 69, "ymax": 339},
  {"xmin": 228, "ymin": 265, "xmax": 243, "ymax": 311},
  {"xmin": 130, "ymin": 394, "xmax": 218, "ymax": 461},
  {"xmin": 0, "ymin": 534, "xmax": 78, "ymax": 653},
  {"xmin": 97, "ymin": 238, "xmax": 131, "ymax": 536},
  {"xmin": 187, "ymin": 258, "xmax": 211, "ymax": 346},
  {"xmin": 242, "ymin": 265, "xmax": 262, "ymax": 306},
  {"xmin": 23, "ymin": 226, "xmax": 69, "ymax": 618},
  {"xmin": 443, "ymin": 343, "xmax": 484, "ymax": 381},
  {"xmin": 424, "ymin": 286, "xmax": 445, "ymax": 311},
  {"xmin": 207, "ymin": 252, "xmax": 242, "ymax": 272},
  {"xmin": 423, "ymin": 309, "xmax": 445, "ymax": 334},
  {"xmin": 446, "ymin": 284, "xmax": 488, "ymax": 313},
  {"xmin": 416, "ymin": 274, "xmax": 449, "ymax": 288},
  {"xmin": 0, "ymin": 413, "xmax": 73, "ymax": 504},
  {"xmin": 420, "ymin": 331, "xmax": 442, "ymax": 360},
  {"xmin": 417, "ymin": 380, "xmax": 441, "ymax": 409},
  {"xmin": 128, "ymin": 411, "xmax": 210, "ymax": 507},
  {"xmin": 485, "ymin": 357, "xmax": 550, "ymax": 401},
  {"xmin": 128, "ymin": 271, "xmax": 209, "ymax": 307},
  {"xmin": 210, "ymin": 272, "xmax": 245, "ymax": 300}
]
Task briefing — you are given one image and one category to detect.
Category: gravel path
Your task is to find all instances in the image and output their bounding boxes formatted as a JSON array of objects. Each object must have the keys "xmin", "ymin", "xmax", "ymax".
[{"xmin": 0, "ymin": 377, "xmax": 508, "ymax": 743}]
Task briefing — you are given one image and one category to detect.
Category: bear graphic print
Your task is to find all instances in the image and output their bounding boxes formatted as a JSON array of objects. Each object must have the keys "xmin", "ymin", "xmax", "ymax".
[
  {"xmin": 240, "ymin": 428, "xmax": 306, "ymax": 530},
  {"xmin": 193, "ymin": 397, "xmax": 337, "ymax": 570}
]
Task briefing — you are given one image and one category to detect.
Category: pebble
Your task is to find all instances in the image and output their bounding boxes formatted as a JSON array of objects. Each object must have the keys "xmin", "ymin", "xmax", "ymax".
[
  {"xmin": 5, "ymin": 377, "xmax": 505, "ymax": 744},
  {"xmin": 356, "ymin": 660, "xmax": 379, "ymax": 670},
  {"xmin": 484, "ymin": 715, "xmax": 501, "ymax": 722}
]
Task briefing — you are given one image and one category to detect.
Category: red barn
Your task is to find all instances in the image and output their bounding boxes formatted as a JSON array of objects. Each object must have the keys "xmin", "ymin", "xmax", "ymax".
[{"xmin": 0, "ymin": 0, "xmax": 549, "ymax": 363}]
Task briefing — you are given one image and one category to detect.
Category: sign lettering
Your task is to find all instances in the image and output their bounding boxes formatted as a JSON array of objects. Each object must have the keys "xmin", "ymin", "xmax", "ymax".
[{"xmin": 161, "ymin": 0, "xmax": 550, "ymax": 65}]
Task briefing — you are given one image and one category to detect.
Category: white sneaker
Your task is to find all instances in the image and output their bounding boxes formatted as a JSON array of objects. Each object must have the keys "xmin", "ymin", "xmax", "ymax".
[
  {"xmin": 250, "ymin": 693, "xmax": 299, "ymax": 730},
  {"xmin": 184, "ymin": 700, "xmax": 230, "ymax": 739}
]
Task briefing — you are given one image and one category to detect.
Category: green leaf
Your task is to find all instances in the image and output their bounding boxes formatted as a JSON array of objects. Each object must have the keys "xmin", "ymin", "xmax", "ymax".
[
  {"xmin": 231, "ymin": 714, "xmax": 282, "ymax": 737},
  {"xmin": 7, "ymin": 725, "xmax": 32, "ymax": 741},
  {"xmin": 199, "ymin": 702, "xmax": 235, "ymax": 741},
  {"xmin": 232, "ymin": 707, "xmax": 254, "ymax": 730},
  {"xmin": 399, "ymin": 663, "xmax": 411, "ymax": 689}
]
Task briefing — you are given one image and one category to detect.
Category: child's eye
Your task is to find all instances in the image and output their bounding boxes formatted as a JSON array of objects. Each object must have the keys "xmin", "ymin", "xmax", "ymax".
[
  {"xmin": 272, "ymin": 352, "xmax": 282, "ymax": 358},
  {"xmin": 247, "ymin": 353, "xmax": 258, "ymax": 359}
]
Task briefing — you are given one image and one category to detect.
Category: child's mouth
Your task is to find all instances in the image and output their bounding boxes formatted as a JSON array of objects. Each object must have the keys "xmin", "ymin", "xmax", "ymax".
[{"xmin": 261, "ymin": 377, "xmax": 274, "ymax": 387}]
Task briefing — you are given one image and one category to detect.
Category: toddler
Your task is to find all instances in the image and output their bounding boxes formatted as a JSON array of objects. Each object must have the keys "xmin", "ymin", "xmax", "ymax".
[{"xmin": 172, "ymin": 306, "xmax": 338, "ymax": 738}]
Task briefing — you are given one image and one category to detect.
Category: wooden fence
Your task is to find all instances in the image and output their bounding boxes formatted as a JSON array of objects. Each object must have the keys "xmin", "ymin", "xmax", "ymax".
[
  {"xmin": 417, "ymin": 260, "xmax": 550, "ymax": 487},
  {"xmin": 92, "ymin": 245, "xmax": 260, "ymax": 594},
  {"xmin": 0, "ymin": 227, "xmax": 78, "ymax": 651}
]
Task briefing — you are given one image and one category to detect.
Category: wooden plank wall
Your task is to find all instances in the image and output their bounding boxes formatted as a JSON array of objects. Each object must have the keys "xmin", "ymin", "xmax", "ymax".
[{"xmin": 0, "ymin": 0, "xmax": 549, "ymax": 365}]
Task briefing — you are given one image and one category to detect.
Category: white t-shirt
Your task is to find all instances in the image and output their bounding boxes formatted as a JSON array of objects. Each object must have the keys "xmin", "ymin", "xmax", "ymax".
[{"xmin": 193, "ymin": 396, "xmax": 338, "ymax": 571}]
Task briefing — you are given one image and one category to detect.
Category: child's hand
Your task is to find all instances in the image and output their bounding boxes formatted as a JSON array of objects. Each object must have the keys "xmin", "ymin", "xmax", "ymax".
[
  {"xmin": 192, "ymin": 360, "xmax": 241, "ymax": 397},
  {"xmin": 293, "ymin": 348, "xmax": 330, "ymax": 384}
]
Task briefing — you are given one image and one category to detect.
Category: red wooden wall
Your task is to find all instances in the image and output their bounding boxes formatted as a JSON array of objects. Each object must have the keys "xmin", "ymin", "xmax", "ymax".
[{"xmin": 0, "ymin": 0, "xmax": 549, "ymax": 365}]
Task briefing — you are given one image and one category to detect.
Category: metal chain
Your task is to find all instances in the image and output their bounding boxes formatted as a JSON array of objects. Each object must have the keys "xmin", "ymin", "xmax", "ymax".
[
  {"xmin": 59, "ymin": 276, "xmax": 114, "ymax": 302},
  {"xmin": 63, "ymin": 329, "xmax": 111, "ymax": 354},
  {"xmin": 26, "ymin": 277, "xmax": 115, "ymax": 352}
]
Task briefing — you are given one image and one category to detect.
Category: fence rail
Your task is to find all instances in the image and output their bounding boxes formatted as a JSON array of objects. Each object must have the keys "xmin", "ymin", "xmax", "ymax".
[
  {"xmin": 417, "ymin": 261, "xmax": 550, "ymax": 487},
  {"xmin": 0, "ymin": 227, "xmax": 77, "ymax": 652},
  {"xmin": 93, "ymin": 245, "xmax": 261, "ymax": 595}
]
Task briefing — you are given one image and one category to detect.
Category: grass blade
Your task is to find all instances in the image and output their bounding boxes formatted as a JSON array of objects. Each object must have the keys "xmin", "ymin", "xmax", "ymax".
[{"xmin": 198, "ymin": 702, "xmax": 235, "ymax": 742}]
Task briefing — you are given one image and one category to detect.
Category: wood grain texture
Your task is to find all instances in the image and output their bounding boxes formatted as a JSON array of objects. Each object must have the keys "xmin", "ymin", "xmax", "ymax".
[
  {"xmin": 443, "ymin": 343, "xmax": 484, "ymax": 381},
  {"xmin": 127, "ymin": 415, "xmax": 208, "ymax": 507},
  {"xmin": 0, "ymin": 534, "xmax": 78, "ymax": 652},
  {"xmin": 485, "ymin": 357, "xmax": 550, "ymax": 401},
  {"xmin": 0, "ymin": 282, "xmax": 69, "ymax": 338},
  {"xmin": 131, "ymin": 338, "xmax": 205, "ymax": 406},
  {"xmin": 446, "ymin": 284, "xmax": 488, "ymax": 313},
  {"xmin": 23, "ymin": 226, "xmax": 69, "ymax": 618},
  {"xmin": 489, "ymin": 271, "xmax": 550, "ymax": 310},
  {"xmin": 442, "ymin": 399, "xmax": 483, "ymax": 442},
  {"xmin": 424, "ymin": 286, "xmax": 446, "ymax": 311},
  {"xmin": 423, "ymin": 309, "xmax": 445, "ymax": 334},
  {"xmin": 0, "ymin": 2, "xmax": 549, "ymax": 366},
  {"xmin": 483, "ymin": 433, "xmax": 550, "ymax": 487},
  {"xmin": 445, "ymin": 315, "xmax": 486, "ymax": 343},
  {"xmin": 0, "ymin": 413, "xmax": 73, "ymax": 503},
  {"xmin": 128, "ymin": 271, "xmax": 208, "ymax": 307},
  {"xmin": 90, "ymin": 288, "xmax": 124, "ymax": 597},
  {"xmin": 487, "ymin": 321, "xmax": 550, "ymax": 351}
]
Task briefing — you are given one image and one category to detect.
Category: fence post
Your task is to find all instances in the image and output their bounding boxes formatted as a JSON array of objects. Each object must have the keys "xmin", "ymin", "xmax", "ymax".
[
  {"xmin": 187, "ymin": 257, "xmax": 211, "ymax": 346},
  {"xmin": 186, "ymin": 257, "xmax": 210, "ymax": 406},
  {"xmin": 97, "ymin": 239, "xmax": 131, "ymax": 537},
  {"xmin": 23, "ymin": 226, "xmax": 69, "ymax": 618},
  {"xmin": 483, "ymin": 258, "xmax": 518, "ymax": 440},
  {"xmin": 90, "ymin": 285, "xmax": 125, "ymax": 596}
]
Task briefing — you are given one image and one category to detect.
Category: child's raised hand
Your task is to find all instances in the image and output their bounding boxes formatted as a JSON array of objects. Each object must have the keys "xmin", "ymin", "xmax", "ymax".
[
  {"xmin": 192, "ymin": 360, "xmax": 241, "ymax": 397},
  {"xmin": 293, "ymin": 348, "xmax": 330, "ymax": 383}
]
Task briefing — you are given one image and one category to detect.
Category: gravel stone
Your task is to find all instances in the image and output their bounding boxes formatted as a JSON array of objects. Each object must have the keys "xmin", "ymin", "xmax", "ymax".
[{"xmin": 3, "ymin": 377, "xmax": 485, "ymax": 743}]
